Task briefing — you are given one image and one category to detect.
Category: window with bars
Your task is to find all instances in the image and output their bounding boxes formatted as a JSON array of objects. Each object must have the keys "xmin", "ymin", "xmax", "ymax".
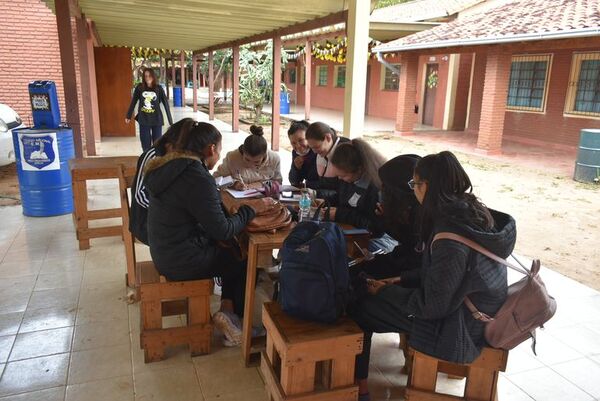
[
  {"xmin": 316, "ymin": 65, "xmax": 328, "ymax": 86},
  {"xmin": 289, "ymin": 68, "xmax": 296, "ymax": 84},
  {"xmin": 334, "ymin": 66, "xmax": 346, "ymax": 88},
  {"xmin": 565, "ymin": 53, "xmax": 600, "ymax": 117},
  {"xmin": 506, "ymin": 55, "xmax": 551, "ymax": 112},
  {"xmin": 381, "ymin": 64, "xmax": 401, "ymax": 90}
]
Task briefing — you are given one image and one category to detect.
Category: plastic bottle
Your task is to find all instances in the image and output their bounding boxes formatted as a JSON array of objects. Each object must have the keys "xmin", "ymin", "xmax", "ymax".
[{"xmin": 298, "ymin": 188, "xmax": 311, "ymax": 222}]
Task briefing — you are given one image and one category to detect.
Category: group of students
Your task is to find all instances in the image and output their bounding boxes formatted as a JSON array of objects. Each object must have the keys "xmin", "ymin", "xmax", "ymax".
[{"xmin": 127, "ymin": 113, "xmax": 515, "ymax": 401}]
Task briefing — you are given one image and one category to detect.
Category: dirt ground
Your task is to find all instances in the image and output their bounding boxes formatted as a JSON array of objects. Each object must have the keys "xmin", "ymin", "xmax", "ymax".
[{"xmin": 2, "ymin": 112, "xmax": 599, "ymax": 290}]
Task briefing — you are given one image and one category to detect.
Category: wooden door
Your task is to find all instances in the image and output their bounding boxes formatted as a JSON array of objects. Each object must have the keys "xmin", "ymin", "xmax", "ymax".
[
  {"xmin": 422, "ymin": 63, "xmax": 439, "ymax": 127},
  {"xmin": 94, "ymin": 47, "xmax": 135, "ymax": 137},
  {"xmin": 365, "ymin": 65, "xmax": 371, "ymax": 115}
]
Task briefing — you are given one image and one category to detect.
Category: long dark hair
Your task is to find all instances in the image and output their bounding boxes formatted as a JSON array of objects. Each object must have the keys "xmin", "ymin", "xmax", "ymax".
[
  {"xmin": 240, "ymin": 125, "xmax": 267, "ymax": 157},
  {"xmin": 154, "ymin": 118, "xmax": 189, "ymax": 154},
  {"xmin": 288, "ymin": 120, "xmax": 309, "ymax": 136},
  {"xmin": 415, "ymin": 151, "xmax": 494, "ymax": 240},
  {"xmin": 173, "ymin": 120, "xmax": 222, "ymax": 158},
  {"xmin": 141, "ymin": 68, "xmax": 157, "ymax": 89},
  {"xmin": 305, "ymin": 121, "xmax": 337, "ymax": 142},
  {"xmin": 330, "ymin": 138, "xmax": 387, "ymax": 189}
]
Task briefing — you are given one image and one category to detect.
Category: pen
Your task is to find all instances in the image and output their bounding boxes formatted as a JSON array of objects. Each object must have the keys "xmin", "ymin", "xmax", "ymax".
[{"xmin": 237, "ymin": 169, "xmax": 246, "ymax": 188}]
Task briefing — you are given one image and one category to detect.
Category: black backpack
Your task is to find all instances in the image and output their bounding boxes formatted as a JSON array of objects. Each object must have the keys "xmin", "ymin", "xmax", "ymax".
[{"xmin": 278, "ymin": 221, "xmax": 349, "ymax": 323}]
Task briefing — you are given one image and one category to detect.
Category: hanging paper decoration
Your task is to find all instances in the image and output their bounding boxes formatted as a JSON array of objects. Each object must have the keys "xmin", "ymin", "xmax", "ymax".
[{"xmin": 289, "ymin": 38, "xmax": 382, "ymax": 64}]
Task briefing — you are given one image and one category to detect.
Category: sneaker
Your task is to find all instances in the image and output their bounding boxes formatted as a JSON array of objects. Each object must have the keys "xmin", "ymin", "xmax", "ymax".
[{"xmin": 213, "ymin": 311, "xmax": 242, "ymax": 346}]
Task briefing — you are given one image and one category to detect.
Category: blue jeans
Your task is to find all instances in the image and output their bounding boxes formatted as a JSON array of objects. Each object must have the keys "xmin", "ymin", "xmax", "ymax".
[{"xmin": 139, "ymin": 125, "xmax": 162, "ymax": 151}]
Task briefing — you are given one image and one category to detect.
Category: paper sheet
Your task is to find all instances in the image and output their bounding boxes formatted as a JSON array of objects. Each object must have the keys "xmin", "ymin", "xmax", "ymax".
[{"xmin": 225, "ymin": 188, "xmax": 262, "ymax": 199}]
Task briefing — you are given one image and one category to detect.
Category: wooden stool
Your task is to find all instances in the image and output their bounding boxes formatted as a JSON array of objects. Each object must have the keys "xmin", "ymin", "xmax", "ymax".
[
  {"xmin": 261, "ymin": 302, "xmax": 363, "ymax": 401},
  {"xmin": 137, "ymin": 261, "xmax": 214, "ymax": 363},
  {"xmin": 70, "ymin": 156, "xmax": 138, "ymax": 250},
  {"xmin": 406, "ymin": 347, "xmax": 509, "ymax": 401}
]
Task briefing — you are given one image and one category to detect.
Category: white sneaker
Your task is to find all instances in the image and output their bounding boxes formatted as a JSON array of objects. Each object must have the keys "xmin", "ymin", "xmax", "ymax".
[{"xmin": 213, "ymin": 311, "xmax": 242, "ymax": 346}]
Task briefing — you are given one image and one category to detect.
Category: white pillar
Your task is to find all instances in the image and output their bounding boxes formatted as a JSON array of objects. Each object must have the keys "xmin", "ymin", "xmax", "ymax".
[{"xmin": 342, "ymin": 0, "xmax": 370, "ymax": 138}]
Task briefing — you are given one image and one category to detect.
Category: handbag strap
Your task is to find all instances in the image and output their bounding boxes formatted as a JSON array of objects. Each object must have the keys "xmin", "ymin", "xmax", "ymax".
[{"xmin": 432, "ymin": 232, "xmax": 530, "ymax": 276}]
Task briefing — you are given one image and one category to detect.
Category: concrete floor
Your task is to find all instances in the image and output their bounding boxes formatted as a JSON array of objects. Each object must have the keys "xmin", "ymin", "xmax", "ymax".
[{"xmin": 0, "ymin": 105, "xmax": 599, "ymax": 401}]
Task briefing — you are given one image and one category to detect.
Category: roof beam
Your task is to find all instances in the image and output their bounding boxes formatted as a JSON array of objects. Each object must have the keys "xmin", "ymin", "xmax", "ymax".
[
  {"xmin": 193, "ymin": 10, "xmax": 347, "ymax": 54},
  {"xmin": 68, "ymin": 0, "xmax": 81, "ymax": 18},
  {"xmin": 87, "ymin": 19, "xmax": 102, "ymax": 47}
]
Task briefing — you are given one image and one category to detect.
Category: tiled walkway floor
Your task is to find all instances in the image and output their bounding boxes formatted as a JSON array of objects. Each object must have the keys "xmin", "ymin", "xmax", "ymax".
[{"xmin": 1, "ymin": 107, "xmax": 599, "ymax": 401}]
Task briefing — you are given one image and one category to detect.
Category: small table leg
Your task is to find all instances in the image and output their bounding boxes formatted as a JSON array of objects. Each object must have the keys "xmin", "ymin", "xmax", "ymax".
[
  {"xmin": 73, "ymin": 179, "xmax": 90, "ymax": 250},
  {"xmin": 242, "ymin": 239, "xmax": 259, "ymax": 366}
]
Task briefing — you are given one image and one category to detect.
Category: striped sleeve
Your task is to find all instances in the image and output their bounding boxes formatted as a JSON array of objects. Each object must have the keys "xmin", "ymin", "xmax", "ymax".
[{"xmin": 134, "ymin": 148, "xmax": 156, "ymax": 209}]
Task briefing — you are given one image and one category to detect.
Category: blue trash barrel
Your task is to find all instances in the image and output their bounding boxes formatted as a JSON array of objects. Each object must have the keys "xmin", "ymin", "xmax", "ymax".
[
  {"xmin": 28, "ymin": 81, "xmax": 61, "ymax": 128},
  {"xmin": 12, "ymin": 127, "xmax": 75, "ymax": 216},
  {"xmin": 279, "ymin": 92, "xmax": 290, "ymax": 114},
  {"xmin": 574, "ymin": 129, "xmax": 600, "ymax": 183},
  {"xmin": 173, "ymin": 87, "xmax": 182, "ymax": 107}
]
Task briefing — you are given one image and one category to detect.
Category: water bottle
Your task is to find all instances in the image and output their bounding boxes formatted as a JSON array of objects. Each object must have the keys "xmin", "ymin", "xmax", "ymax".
[{"xmin": 298, "ymin": 189, "xmax": 311, "ymax": 222}]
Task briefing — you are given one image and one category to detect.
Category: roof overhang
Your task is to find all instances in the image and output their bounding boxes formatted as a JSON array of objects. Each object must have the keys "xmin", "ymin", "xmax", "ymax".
[
  {"xmin": 44, "ymin": 0, "xmax": 374, "ymax": 50},
  {"xmin": 374, "ymin": 26, "xmax": 600, "ymax": 53},
  {"xmin": 369, "ymin": 21, "xmax": 440, "ymax": 41}
]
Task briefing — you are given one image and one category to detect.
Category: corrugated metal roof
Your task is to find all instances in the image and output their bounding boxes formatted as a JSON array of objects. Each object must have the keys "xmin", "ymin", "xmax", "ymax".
[
  {"xmin": 44, "ymin": 0, "xmax": 351, "ymax": 50},
  {"xmin": 375, "ymin": 0, "xmax": 600, "ymax": 52},
  {"xmin": 370, "ymin": 0, "xmax": 485, "ymax": 23}
]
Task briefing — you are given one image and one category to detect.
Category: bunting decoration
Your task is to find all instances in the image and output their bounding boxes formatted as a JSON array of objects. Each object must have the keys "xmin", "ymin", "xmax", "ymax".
[{"xmin": 290, "ymin": 37, "xmax": 399, "ymax": 64}]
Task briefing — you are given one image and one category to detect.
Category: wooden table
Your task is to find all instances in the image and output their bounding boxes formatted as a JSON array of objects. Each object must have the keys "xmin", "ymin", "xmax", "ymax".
[
  {"xmin": 69, "ymin": 156, "xmax": 138, "ymax": 250},
  {"xmin": 221, "ymin": 191, "xmax": 370, "ymax": 366}
]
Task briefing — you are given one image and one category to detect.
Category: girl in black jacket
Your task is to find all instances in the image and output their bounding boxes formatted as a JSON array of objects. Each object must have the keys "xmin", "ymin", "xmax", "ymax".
[
  {"xmin": 352, "ymin": 151, "xmax": 514, "ymax": 401},
  {"xmin": 287, "ymin": 120, "xmax": 319, "ymax": 188},
  {"xmin": 326, "ymin": 139, "xmax": 396, "ymax": 252},
  {"xmin": 126, "ymin": 68, "xmax": 173, "ymax": 151},
  {"xmin": 144, "ymin": 120, "xmax": 257, "ymax": 347}
]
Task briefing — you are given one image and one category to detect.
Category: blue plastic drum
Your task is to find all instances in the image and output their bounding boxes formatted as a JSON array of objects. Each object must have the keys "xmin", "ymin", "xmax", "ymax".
[
  {"xmin": 280, "ymin": 92, "xmax": 290, "ymax": 114},
  {"xmin": 12, "ymin": 127, "xmax": 75, "ymax": 216},
  {"xmin": 173, "ymin": 87, "xmax": 182, "ymax": 107}
]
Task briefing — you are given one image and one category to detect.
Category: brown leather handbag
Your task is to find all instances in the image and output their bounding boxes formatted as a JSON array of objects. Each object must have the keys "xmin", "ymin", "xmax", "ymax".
[{"xmin": 230, "ymin": 197, "xmax": 293, "ymax": 233}]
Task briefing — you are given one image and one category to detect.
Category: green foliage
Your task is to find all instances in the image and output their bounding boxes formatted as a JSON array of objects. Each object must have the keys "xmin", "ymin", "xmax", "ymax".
[
  {"xmin": 238, "ymin": 42, "xmax": 288, "ymax": 123},
  {"xmin": 375, "ymin": 0, "xmax": 411, "ymax": 8}
]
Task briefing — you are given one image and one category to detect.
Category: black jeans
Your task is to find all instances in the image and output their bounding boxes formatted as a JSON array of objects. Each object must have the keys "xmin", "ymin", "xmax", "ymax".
[
  {"xmin": 139, "ymin": 125, "xmax": 162, "ymax": 151},
  {"xmin": 164, "ymin": 247, "xmax": 247, "ymax": 317},
  {"xmin": 351, "ymin": 292, "xmax": 413, "ymax": 380}
]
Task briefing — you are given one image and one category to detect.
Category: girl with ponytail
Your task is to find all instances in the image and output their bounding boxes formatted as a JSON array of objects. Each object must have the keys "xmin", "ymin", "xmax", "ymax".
[{"xmin": 214, "ymin": 125, "xmax": 282, "ymax": 190}]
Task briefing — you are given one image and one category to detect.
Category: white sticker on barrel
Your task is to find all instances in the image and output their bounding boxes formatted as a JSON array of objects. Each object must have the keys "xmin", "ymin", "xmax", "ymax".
[{"xmin": 18, "ymin": 132, "xmax": 60, "ymax": 171}]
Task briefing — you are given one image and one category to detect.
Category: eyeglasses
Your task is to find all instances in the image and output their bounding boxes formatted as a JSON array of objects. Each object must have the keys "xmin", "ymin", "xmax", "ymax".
[{"xmin": 407, "ymin": 179, "xmax": 425, "ymax": 190}]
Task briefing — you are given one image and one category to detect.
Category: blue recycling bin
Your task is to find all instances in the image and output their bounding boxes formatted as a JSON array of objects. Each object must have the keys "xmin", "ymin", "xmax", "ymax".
[
  {"xmin": 280, "ymin": 92, "xmax": 290, "ymax": 114},
  {"xmin": 28, "ymin": 81, "xmax": 61, "ymax": 128},
  {"xmin": 173, "ymin": 87, "xmax": 183, "ymax": 107},
  {"xmin": 12, "ymin": 127, "xmax": 75, "ymax": 216}
]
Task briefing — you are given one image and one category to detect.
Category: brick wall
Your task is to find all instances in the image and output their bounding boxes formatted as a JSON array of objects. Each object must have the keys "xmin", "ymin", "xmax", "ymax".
[{"xmin": 0, "ymin": 0, "xmax": 84, "ymax": 143}]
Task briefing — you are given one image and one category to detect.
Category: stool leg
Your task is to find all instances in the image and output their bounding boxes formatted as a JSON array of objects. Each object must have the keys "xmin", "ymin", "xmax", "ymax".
[
  {"xmin": 280, "ymin": 362, "xmax": 316, "ymax": 396},
  {"xmin": 142, "ymin": 300, "xmax": 164, "ymax": 363},
  {"xmin": 465, "ymin": 367, "xmax": 499, "ymax": 401},
  {"xmin": 73, "ymin": 180, "xmax": 90, "ymax": 250},
  {"xmin": 330, "ymin": 356, "xmax": 356, "ymax": 388},
  {"xmin": 188, "ymin": 295, "xmax": 211, "ymax": 356}
]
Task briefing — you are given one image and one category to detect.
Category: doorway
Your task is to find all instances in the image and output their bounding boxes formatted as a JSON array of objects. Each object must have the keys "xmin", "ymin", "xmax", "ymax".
[{"xmin": 422, "ymin": 63, "xmax": 439, "ymax": 126}]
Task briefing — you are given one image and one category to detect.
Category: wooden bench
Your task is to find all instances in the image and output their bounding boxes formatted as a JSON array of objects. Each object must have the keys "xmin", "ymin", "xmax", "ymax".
[
  {"xmin": 70, "ymin": 156, "xmax": 138, "ymax": 250},
  {"xmin": 261, "ymin": 302, "xmax": 363, "ymax": 401},
  {"xmin": 137, "ymin": 262, "xmax": 214, "ymax": 363},
  {"xmin": 406, "ymin": 346, "xmax": 508, "ymax": 401}
]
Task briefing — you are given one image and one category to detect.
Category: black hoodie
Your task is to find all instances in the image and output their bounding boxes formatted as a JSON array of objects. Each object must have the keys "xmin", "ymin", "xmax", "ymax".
[
  {"xmin": 362, "ymin": 205, "xmax": 516, "ymax": 364},
  {"xmin": 144, "ymin": 153, "xmax": 255, "ymax": 278}
]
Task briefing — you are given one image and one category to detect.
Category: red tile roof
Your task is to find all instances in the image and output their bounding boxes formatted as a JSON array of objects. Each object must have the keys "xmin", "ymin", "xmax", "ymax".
[
  {"xmin": 374, "ymin": 0, "xmax": 600, "ymax": 52},
  {"xmin": 371, "ymin": 0, "xmax": 485, "ymax": 23}
]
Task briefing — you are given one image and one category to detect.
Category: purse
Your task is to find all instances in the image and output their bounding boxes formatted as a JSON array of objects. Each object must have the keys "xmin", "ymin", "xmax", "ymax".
[{"xmin": 230, "ymin": 197, "xmax": 293, "ymax": 233}]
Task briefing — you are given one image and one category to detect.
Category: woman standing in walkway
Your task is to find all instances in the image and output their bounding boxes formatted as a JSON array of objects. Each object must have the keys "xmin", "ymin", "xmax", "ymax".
[{"xmin": 126, "ymin": 68, "xmax": 173, "ymax": 151}]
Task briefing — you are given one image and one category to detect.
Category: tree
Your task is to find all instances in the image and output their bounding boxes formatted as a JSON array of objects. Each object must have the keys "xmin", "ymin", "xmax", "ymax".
[
  {"xmin": 375, "ymin": 0, "xmax": 410, "ymax": 8},
  {"xmin": 238, "ymin": 42, "xmax": 288, "ymax": 123},
  {"xmin": 200, "ymin": 49, "xmax": 233, "ymax": 96}
]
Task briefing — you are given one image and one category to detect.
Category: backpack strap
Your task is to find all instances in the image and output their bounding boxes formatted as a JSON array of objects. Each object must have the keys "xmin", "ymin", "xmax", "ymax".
[
  {"xmin": 432, "ymin": 232, "xmax": 530, "ymax": 276},
  {"xmin": 432, "ymin": 232, "xmax": 528, "ymax": 323}
]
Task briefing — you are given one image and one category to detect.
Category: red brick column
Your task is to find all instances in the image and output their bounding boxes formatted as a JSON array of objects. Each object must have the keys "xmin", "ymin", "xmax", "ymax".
[
  {"xmin": 476, "ymin": 48, "xmax": 511, "ymax": 154},
  {"xmin": 395, "ymin": 52, "xmax": 419, "ymax": 136}
]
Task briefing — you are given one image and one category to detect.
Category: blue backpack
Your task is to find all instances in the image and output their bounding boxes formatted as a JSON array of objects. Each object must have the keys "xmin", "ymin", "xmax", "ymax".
[{"xmin": 278, "ymin": 221, "xmax": 349, "ymax": 323}]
